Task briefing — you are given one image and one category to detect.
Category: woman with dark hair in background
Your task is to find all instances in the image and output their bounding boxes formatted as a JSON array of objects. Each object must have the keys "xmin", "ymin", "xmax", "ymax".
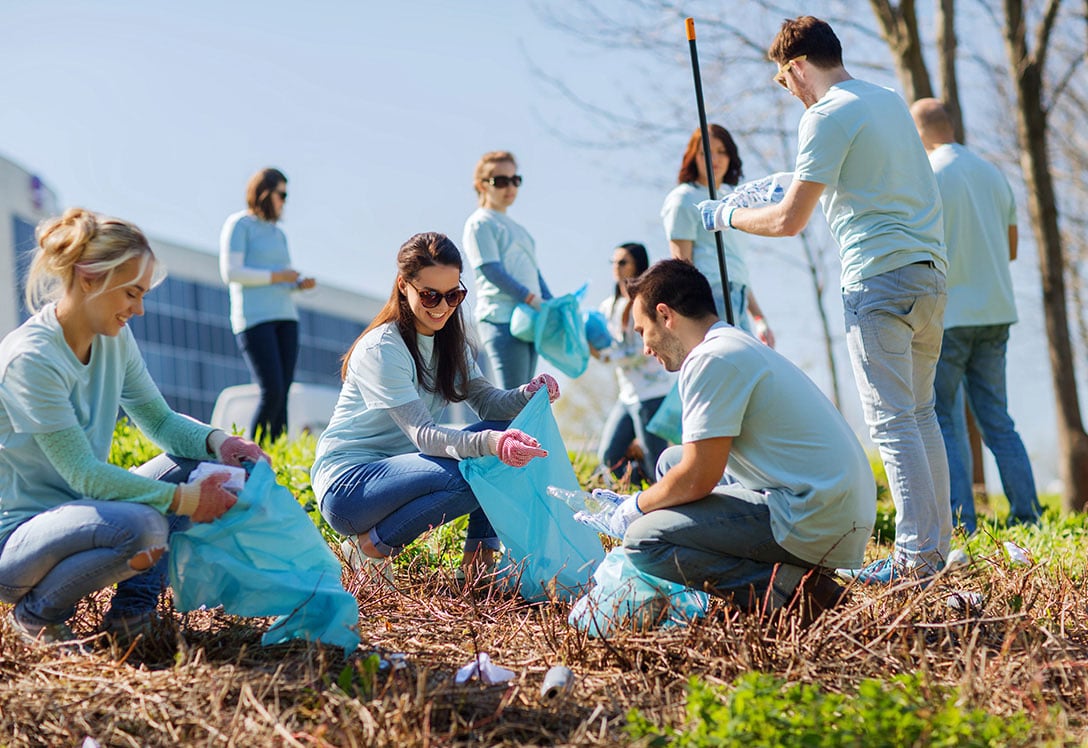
[
  {"xmin": 462, "ymin": 151, "xmax": 553, "ymax": 388},
  {"xmin": 661, "ymin": 125, "xmax": 774, "ymax": 345},
  {"xmin": 220, "ymin": 167, "xmax": 316, "ymax": 441},
  {"xmin": 593, "ymin": 242, "xmax": 675, "ymax": 485},
  {"xmin": 311, "ymin": 232, "xmax": 559, "ymax": 584}
]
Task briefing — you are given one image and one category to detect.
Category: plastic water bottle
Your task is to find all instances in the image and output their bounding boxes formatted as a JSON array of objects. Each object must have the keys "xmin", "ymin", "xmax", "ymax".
[
  {"xmin": 546, "ymin": 486, "xmax": 619, "ymax": 515},
  {"xmin": 724, "ymin": 171, "xmax": 794, "ymax": 209}
]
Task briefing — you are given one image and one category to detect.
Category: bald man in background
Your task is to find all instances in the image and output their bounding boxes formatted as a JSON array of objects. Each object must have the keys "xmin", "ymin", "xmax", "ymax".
[{"xmin": 911, "ymin": 98, "xmax": 1041, "ymax": 535}]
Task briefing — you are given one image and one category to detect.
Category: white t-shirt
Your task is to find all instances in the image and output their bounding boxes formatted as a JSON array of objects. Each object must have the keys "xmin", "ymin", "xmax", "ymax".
[
  {"xmin": 795, "ymin": 79, "xmax": 946, "ymax": 286},
  {"xmin": 0, "ymin": 304, "xmax": 162, "ymax": 543},
  {"xmin": 929, "ymin": 143, "xmax": 1018, "ymax": 328},
  {"xmin": 598, "ymin": 294, "xmax": 675, "ymax": 405},
  {"xmin": 310, "ymin": 323, "xmax": 484, "ymax": 497},
  {"xmin": 679, "ymin": 323, "xmax": 875, "ymax": 568}
]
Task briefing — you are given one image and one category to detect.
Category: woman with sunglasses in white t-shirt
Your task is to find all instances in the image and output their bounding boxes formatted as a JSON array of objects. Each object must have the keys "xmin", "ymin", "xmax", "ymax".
[
  {"xmin": 311, "ymin": 232, "xmax": 559, "ymax": 584},
  {"xmin": 462, "ymin": 151, "xmax": 553, "ymax": 388}
]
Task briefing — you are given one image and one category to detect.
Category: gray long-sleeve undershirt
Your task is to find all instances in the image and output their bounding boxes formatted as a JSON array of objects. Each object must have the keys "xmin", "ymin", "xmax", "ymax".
[{"xmin": 386, "ymin": 377, "xmax": 531, "ymax": 460}]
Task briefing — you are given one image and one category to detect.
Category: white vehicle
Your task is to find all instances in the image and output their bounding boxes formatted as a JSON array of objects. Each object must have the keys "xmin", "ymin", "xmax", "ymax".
[{"xmin": 210, "ymin": 382, "xmax": 340, "ymax": 440}]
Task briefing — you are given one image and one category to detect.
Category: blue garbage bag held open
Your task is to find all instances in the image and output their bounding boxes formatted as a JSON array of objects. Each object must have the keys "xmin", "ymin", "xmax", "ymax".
[
  {"xmin": 169, "ymin": 461, "xmax": 361, "ymax": 653},
  {"xmin": 533, "ymin": 285, "xmax": 591, "ymax": 378},
  {"xmin": 569, "ymin": 547, "xmax": 709, "ymax": 638},
  {"xmin": 460, "ymin": 389, "xmax": 605, "ymax": 601}
]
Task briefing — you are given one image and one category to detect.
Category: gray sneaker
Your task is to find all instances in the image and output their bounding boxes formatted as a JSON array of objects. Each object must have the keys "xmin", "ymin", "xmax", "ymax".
[
  {"xmin": 339, "ymin": 538, "xmax": 394, "ymax": 584},
  {"xmin": 7, "ymin": 610, "xmax": 83, "ymax": 651}
]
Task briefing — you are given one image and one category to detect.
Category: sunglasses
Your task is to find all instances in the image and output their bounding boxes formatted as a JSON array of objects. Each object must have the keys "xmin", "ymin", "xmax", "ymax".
[
  {"xmin": 408, "ymin": 281, "xmax": 468, "ymax": 309},
  {"xmin": 274, "ymin": 190, "xmax": 288, "ymax": 200},
  {"xmin": 611, "ymin": 258, "xmax": 630, "ymax": 267},
  {"xmin": 485, "ymin": 175, "xmax": 523, "ymax": 189},
  {"xmin": 774, "ymin": 54, "xmax": 807, "ymax": 88}
]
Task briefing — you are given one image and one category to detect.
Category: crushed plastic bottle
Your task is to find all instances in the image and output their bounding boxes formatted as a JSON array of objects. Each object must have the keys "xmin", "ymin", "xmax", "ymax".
[{"xmin": 723, "ymin": 171, "xmax": 794, "ymax": 209}]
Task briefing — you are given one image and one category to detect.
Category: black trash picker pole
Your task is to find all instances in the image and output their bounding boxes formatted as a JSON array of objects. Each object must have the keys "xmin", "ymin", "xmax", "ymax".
[{"xmin": 685, "ymin": 17, "xmax": 734, "ymax": 325}]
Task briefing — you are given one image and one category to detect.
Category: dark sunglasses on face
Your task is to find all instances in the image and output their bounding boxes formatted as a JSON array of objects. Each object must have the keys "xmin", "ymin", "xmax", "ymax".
[
  {"xmin": 274, "ymin": 190, "xmax": 287, "ymax": 200},
  {"xmin": 486, "ymin": 175, "xmax": 523, "ymax": 189},
  {"xmin": 612, "ymin": 258, "xmax": 630, "ymax": 267},
  {"xmin": 409, "ymin": 281, "xmax": 468, "ymax": 309}
]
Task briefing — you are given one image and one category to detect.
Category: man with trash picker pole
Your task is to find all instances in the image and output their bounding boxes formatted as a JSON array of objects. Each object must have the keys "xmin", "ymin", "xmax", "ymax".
[{"xmin": 698, "ymin": 16, "xmax": 950, "ymax": 584}]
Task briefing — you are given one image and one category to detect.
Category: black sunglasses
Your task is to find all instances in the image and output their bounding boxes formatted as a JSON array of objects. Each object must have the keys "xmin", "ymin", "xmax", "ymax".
[
  {"xmin": 611, "ymin": 258, "xmax": 630, "ymax": 267},
  {"xmin": 274, "ymin": 190, "xmax": 287, "ymax": 200},
  {"xmin": 408, "ymin": 281, "xmax": 468, "ymax": 309},
  {"xmin": 486, "ymin": 175, "xmax": 523, "ymax": 188}
]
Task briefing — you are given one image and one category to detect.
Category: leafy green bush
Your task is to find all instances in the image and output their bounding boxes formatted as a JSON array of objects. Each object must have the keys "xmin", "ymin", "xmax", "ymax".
[{"xmin": 627, "ymin": 671, "xmax": 1036, "ymax": 747}]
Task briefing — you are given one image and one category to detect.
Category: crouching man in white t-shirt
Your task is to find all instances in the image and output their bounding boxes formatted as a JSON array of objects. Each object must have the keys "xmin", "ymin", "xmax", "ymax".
[{"xmin": 606, "ymin": 259, "xmax": 875, "ymax": 621}]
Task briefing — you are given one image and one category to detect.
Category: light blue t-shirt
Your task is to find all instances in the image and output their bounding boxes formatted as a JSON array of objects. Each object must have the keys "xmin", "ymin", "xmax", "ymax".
[
  {"xmin": 679, "ymin": 323, "xmax": 875, "ymax": 568},
  {"xmin": 661, "ymin": 182, "xmax": 751, "ymax": 290},
  {"xmin": 0, "ymin": 304, "xmax": 163, "ymax": 544},
  {"xmin": 220, "ymin": 210, "xmax": 299, "ymax": 334},
  {"xmin": 462, "ymin": 208, "xmax": 542, "ymax": 324},
  {"xmin": 929, "ymin": 143, "xmax": 1018, "ymax": 328},
  {"xmin": 310, "ymin": 323, "xmax": 484, "ymax": 497},
  {"xmin": 795, "ymin": 79, "xmax": 946, "ymax": 286}
]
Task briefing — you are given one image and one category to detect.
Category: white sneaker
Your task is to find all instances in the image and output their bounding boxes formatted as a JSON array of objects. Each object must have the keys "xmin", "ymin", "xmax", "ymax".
[{"xmin": 339, "ymin": 538, "xmax": 394, "ymax": 584}]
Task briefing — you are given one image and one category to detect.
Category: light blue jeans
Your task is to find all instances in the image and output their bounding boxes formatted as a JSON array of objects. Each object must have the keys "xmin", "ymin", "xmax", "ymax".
[
  {"xmin": 933, "ymin": 324, "xmax": 1040, "ymax": 533},
  {"xmin": 843, "ymin": 262, "xmax": 951, "ymax": 571},
  {"xmin": 597, "ymin": 396, "xmax": 668, "ymax": 485},
  {"xmin": 318, "ymin": 421, "xmax": 505, "ymax": 557},
  {"xmin": 0, "ymin": 454, "xmax": 195, "ymax": 628},
  {"xmin": 622, "ymin": 446, "xmax": 813, "ymax": 609},
  {"xmin": 478, "ymin": 320, "xmax": 537, "ymax": 389}
]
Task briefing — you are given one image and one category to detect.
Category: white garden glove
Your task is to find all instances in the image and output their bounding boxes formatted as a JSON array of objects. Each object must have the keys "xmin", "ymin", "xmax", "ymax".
[
  {"xmin": 697, "ymin": 199, "xmax": 734, "ymax": 232},
  {"xmin": 573, "ymin": 489, "xmax": 644, "ymax": 539}
]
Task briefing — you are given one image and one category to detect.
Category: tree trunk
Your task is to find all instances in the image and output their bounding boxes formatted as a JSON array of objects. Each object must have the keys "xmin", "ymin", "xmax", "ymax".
[
  {"xmin": 936, "ymin": 0, "xmax": 965, "ymax": 143},
  {"xmin": 1004, "ymin": 0, "xmax": 1088, "ymax": 511},
  {"xmin": 867, "ymin": 0, "xmax": 935, "ymax": 100}
]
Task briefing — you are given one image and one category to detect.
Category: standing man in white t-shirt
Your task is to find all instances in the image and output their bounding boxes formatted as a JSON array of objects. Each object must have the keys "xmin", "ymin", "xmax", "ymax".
[
  {"xmin": 911, "ymin": 98, "xmax": 1041, "ymax": 535},
  {"xmin": 699, "ymin": 16, "xmax": 949, "ymax": 583},
  {"xmin": 590, "ymin": 259, "xmax": 875, "ymax": 621}
]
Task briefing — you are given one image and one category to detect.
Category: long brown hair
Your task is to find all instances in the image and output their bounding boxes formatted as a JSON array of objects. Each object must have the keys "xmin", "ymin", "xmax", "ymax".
[
  {"xmin": 676, "ymin": 125, "xmax": 743, "ymax": 187},
  {"xmin": 341, "ymin": 232, "xmax": 472, "ymax": 403}
]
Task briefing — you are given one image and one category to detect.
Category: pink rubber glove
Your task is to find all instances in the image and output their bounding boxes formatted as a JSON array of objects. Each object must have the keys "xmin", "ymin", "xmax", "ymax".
[
  {"xmin": 208, "ymin": 431, "xmax": 270, "ymax": 467},
  {"xmin": 495, "ymin": 429, "xmax": 548, "ymax": 467},
  {"xmin": 525, "ymin": 373, "xmax": 560, "ymax": 403},
  {"xmin": 173, "ymin": 472, "xmax": 238, "ymax": 523}
]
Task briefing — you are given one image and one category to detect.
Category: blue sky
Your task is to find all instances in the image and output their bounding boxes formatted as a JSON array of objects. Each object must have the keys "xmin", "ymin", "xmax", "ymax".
[{"xmin": 0, "ymin": 1, "xmax": 1061, "ymax": 489}]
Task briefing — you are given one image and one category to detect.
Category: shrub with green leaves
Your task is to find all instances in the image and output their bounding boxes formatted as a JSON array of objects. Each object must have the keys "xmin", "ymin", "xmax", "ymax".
[{"xmin": 626, "ymin": 671, "xmax": 1035, "ymax": 747}]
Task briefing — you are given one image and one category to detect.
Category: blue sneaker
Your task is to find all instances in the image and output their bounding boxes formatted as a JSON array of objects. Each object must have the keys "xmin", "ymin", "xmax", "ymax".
[{"xmin": 854, "ymin": 557, "xmax": 905, "ymax": 585}]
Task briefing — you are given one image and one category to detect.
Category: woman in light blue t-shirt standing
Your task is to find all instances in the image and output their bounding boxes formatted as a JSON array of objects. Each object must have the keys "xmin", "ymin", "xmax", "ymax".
[
  {"xmin": 462, "ymin": 151, "xmax": 553, "ymax": 388},
  {"xmin": 0, "ymin": 209, "xmax": 267, "ymax": 646},
  {"xmin": 661, "ymin": 125, "xmax": 774, "ymax": 346},
  {"xmin": 220, "ymin": 167, "xmax": 316, "ymax": 441}
]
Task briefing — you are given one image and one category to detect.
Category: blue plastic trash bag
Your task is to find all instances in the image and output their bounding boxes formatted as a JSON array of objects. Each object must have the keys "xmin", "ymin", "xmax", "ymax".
[
  {"xmin": 460, "ymin": 389, "xmax": 605, "ymax": 602},
  {"xmin": 510, "ymin": 303, "xmax": 537, "ymax": 343},
  {"xmin": 645, "ymin": 381, "xmax": 682, "ymax": 445},
  {"xmin": 169, "ymin": 461, "xmax": 360, "ymax": 653},
  {"xmin": 569, "ymin": 547, "xmax": 709, "ymax": 638},
  {"xmin": 583, "ymin": 309, "xmax": 612, "ymax": 351},
  {"xmin": 534, "ymin": 285, "xmax": 591, "ymax": 378}
]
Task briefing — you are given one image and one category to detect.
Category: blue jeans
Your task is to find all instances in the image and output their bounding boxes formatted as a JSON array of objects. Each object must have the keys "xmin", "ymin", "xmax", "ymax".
[
  {"xmin": 0, "ymin": 454, "xmax": 196, "ymax": 627},
  {"xmin": 933, "ymin": 324, "xmax": 1040, "ymax": 533},
  {"xmin": 843, "ymin": 262, "xmax": 951, "ymax": 571},
  {"xmin": 622, "ymin": 446, "xmax": 814, "ymax": 609},
  {"xmin": 710, "ymin": 282, "xmax": 751, "ymax": 332},
  {"xmin": 598, "ymin": 396, "xmax": 667, "ymax": 484},
  {"xmin": 318, "ymin": 421, "xmax": 504, "ymax": 557},
  {"xmin": 237, "ymin": 319, "xmax": 299, "ymax": 440},
  {"xmin": 478, "ymin": 320, "xmax": 537, "ymax": 388}
]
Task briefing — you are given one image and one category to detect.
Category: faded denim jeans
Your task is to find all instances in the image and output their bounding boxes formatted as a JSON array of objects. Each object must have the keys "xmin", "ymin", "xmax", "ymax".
[
  {"xmin": 933, "ymin": 324, "xmax": 1040, "ymax": 534},
  {"xmin": 597, "ymin": 396, "xmax": 667, "ymax": 485},
  {"xmin": 478, "ymin": 320, "xmax": 537, "ymax": 389},
  {"xmin": 843, "ymin": 262, "xmax": 951, "ymax": 571},
  {"xmin": 319, "ymin": 421, "xmax": 505, "ymax": 557},
  {"xmin": 622, "ymin": 446, "xmax": 813, "ymax": 609},
  {"xmin": 0, "ymin": 454, "xmax": 196, "ymax": 628}
]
